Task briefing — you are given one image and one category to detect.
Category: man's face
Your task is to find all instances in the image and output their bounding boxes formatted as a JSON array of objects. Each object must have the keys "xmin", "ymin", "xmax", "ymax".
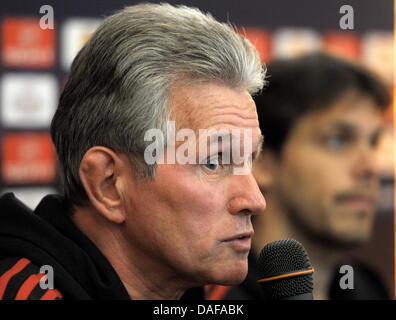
[
  {"xmin": 123, "ymin": 83, "xmax": 266, "ymax": 287},
  {"xmin": 271, "ymin": 91, "xmax": 384, "ymax": 247}
]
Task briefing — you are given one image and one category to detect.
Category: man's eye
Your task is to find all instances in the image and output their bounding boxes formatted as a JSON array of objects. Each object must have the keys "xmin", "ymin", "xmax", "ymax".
[
  {"xmin": 204, "ymin": 158, "xmax": 220, "ymax": 171},
  {"xmin": 326, "ymin": 135, "xmax": 347, "ymax": 149}
]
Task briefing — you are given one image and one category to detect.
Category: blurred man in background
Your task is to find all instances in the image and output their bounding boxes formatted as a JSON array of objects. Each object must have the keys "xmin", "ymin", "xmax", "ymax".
[{"xmin": 206, "ymin": 53, "xmax": 391, "ymax": 300}]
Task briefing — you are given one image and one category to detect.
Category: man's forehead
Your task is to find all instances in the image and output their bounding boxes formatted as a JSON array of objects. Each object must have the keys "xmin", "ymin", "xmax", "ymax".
[
  {"xmin": 170, "ymin": 82, "xmax": 257, "ymax": 128},
  {"xmin": 301, "ymin": 95, "xmax": 385, "ymax": 134},
  {"xmin": 204, "ymin": 130, "xmax": 263, "ymax": 142},
  {"xmin": 325, "ymin": 109, "xmax": 382, "ymax": 132}
]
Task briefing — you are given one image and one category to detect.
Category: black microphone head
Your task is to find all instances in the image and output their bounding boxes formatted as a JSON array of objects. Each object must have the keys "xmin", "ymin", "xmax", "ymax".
[{"xmin": 257, "ymin": 238, "xmax": 314, "ymax": 300}]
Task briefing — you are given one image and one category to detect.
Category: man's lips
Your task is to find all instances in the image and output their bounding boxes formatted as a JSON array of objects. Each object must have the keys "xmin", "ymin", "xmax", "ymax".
[
  {"xmin": 222, "ymin": 231, "xmax": 254, "ymax": 242},
  {"xmin": 335, "ymin": 194, "xmax": 376, "ymax": 209},
  {"xmin": 221, "ymin": 231, "xmax": 254, "ymax": 251}
]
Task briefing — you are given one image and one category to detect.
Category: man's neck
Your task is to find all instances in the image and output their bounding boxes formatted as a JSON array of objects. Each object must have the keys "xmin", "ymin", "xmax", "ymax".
[{"xmin": 71, "ymin": 206, "xmax": 189, "ymax": 300}]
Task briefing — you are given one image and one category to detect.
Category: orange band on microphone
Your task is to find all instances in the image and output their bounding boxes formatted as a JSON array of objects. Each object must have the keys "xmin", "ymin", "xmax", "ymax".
[{"xmin": 258, "ymin": 267, "xmax": 315, "ymax": 283}]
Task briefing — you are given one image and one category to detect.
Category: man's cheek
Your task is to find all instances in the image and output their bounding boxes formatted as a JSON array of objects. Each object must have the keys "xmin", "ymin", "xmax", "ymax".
[{"xmin": 190, "ymin": 191, "xmax": 225, "ymax": 216}]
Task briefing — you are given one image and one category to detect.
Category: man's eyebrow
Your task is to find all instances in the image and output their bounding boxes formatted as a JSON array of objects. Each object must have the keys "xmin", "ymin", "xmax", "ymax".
[
  {"xmin": 324, "ymin": 121, "xmax": 384, "ymax": 136},
  {"xmin": 325, "ymin": 121, "xmax": 357, "ymax": 133}
]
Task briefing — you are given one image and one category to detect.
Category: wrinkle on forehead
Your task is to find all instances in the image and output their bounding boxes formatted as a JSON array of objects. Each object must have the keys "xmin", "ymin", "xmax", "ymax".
[{"xmin": 168, "ymin": 82, "xmax": 258, "ymax": 132}]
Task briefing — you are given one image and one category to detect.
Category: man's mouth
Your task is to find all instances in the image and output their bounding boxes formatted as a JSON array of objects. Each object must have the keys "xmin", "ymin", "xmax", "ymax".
[
  {"xmin": 335, "ymin": 193, "xmax": 376, "ymax": 210},
  {"xmin": 221, "ymin": 231, "xmax": 253, "ymax": 251}
]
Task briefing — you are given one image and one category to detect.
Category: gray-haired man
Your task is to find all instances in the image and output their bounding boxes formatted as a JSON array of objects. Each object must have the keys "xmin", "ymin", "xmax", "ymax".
[{"xmin": 0, "ymin": 3, "xmax": 266, "ymax": 300}]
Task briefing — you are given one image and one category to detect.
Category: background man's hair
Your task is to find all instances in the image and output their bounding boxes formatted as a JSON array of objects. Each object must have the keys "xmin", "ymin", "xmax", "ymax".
[
  {"xmin": 50, "ymin": 3, "xmax": 265, "ymax": 208},
  {"xmin": 255, "ymin": 52, "xmax": 390, "ymax": 155}
]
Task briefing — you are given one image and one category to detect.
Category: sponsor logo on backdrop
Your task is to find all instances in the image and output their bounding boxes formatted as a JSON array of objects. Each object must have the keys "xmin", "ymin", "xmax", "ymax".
[
  {"xmin": 237, "ymin": 27, "xmax": 272, "ymax": 63},
  {"xmin": 1, "ymin": 17, "xmax": 55, "ymax": 68},
  {"xmin": 273, "ymin": 28, "xmax": 321, "ymax": 58},
  {"xmin": 323, "ymin": 32, "xmax": 361, "ymax": 60},
  {"xmin": 1, "ymin": 73, "xmax": 58, "ymax": 128},
  {"xmin": 61, "ymin": 18, "xmax": 102, "ymax": 71},
  {"xmin": 1, "ymin": 133, "xmax": 57, "ymax": 184},
  {"xmin": 362, "ymin": 32, "xmax": 394, "ymax": 84}
]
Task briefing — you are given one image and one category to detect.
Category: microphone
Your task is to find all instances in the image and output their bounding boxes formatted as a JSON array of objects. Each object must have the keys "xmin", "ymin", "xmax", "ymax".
[{"xmin": 257, "ymin": 238, "xmax": 314, "ymax": 300}]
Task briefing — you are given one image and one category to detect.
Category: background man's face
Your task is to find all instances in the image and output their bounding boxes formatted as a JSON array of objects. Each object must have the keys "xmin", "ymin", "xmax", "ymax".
[
  {"xmin": 123, "ymin": 82, "xmax": 266, "ymax": 287},
  {"xmin": 271, "ymin": 91, "xmax": 384, "ymax": 247}
]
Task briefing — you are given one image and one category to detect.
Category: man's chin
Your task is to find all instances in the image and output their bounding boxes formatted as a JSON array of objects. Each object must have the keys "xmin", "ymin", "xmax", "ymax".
[
  {"xmin": 301, "ymin": 222, "xmax": 372, "ymax": 249},
  {"xmin": 320, "ymin": 230, "xmax": 372, "ymax": 249},
  {"xmin": 332, "ymin": 223, "xmax": 373, "ymax": 247},
  {"xmin": 339, "ymin": 231, "xmax": 372, "ymax": 246},
  {"xmin": 210, "ymin": 262, "xmax": 248, "ymax": 286}
]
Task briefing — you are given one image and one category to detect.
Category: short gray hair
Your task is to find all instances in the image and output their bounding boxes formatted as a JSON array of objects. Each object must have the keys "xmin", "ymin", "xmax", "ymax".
[{"xmin": 51, "ymin": 3, "xmax": 266, "ymax": 206}]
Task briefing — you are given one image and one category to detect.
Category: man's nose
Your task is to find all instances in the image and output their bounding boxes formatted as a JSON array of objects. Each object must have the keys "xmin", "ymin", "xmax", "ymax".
[
  {"xmin": 352, "ymin": 144, "xmax": 379, "ymax": 180},
  {"xmin": 227, "ymin": 173, "xmax": 267, "ymax": 215}
]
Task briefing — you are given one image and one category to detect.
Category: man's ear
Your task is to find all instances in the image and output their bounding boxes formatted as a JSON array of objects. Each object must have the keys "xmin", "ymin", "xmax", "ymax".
[
  {"xmin": 79, "ymin": 146, "xmax": 127, "ymax": 224},
  {"xmin": 252, "ymin": 150, "xmax": 278, "ymax": 191}
]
